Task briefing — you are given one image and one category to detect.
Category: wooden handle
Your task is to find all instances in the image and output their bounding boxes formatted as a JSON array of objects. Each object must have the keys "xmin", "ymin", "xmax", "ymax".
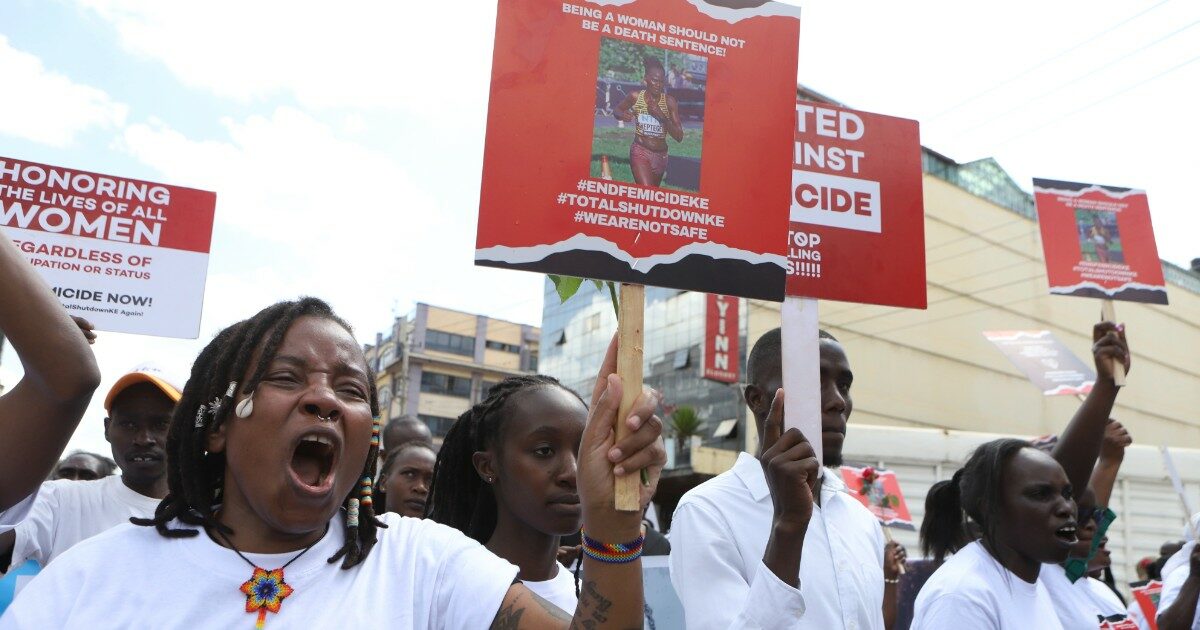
[
  {"xmin": 615, "ymin": 283, "xmax": 644, "ymax": 512},
  {"xmin": 1100, "ymin": 300, "xmax": 1126, "ymax": 387},
  {"xmin": 881, "ymin": 524, "xmax": 905, "ymax": 575}
]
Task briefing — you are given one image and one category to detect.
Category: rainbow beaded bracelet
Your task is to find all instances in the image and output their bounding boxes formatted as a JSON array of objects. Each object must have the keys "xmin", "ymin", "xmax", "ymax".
[{"xmin": 580, "ymin": 528, "xmax": 645, "ymax": 564}]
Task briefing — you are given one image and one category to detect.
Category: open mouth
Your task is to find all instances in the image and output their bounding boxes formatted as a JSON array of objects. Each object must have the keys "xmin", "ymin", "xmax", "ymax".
[
  {"xmin": 1054, "ymin": 524, "xmax": 1079, "ymax": 544},
  {"xmin": 127, "ymin": 453, "xmax": 162, "ymax": 465},
  {"xmin": 289, "ymin": 432, "xmax": 337, "ymax": 491}
]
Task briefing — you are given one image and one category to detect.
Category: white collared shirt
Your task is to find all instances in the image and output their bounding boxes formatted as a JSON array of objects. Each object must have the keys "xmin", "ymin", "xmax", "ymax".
[
  {"xmin": 669, "ymin": 452, "xmax": 886, "ymax": 629},
  {"xmin": 1158, "ymin": 541, "xmax": 1200, "ymax": 629}
]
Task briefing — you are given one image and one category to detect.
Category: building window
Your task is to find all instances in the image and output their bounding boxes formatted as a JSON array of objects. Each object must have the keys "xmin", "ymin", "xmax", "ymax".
[
  {"xmin": 527, "ymin": 353, "xmax": 538, "ymax": 372},
  {"xmin": 425, "ymin": 329, "xmax": 475, "ymax": 356},
  {"xmin": 485, "ymin": 340, "xmax": 520, "ymax": 353},
  {"xmin": 420, "ymin": 371, "xmax": 472, "ymax": 397},
  {"xmin": 419, "ymin": 414, "xmax": 458, "ymax": 437},
  {"xmin": 672, "ymin": 348, "xmax": 690, "ymax": 369},
  {"xmin": 585, "ymin": 313, "xmax": 601, "ymax": 332}
]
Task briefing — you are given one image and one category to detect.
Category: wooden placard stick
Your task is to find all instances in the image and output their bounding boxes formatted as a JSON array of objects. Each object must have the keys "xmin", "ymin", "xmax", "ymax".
[
  {"xmin": 880, "ymin": 524, "xmax": 906, "ymax": 575},
  {"xmin": 781, "ymin": 296, "xmax": 822, "ymax": 467},
  {"xmin": 615, "ymin": 283, "xmax": 645, "ymax": 511},
  {"xmin": 1100, "ymin": 300, "xmax": 1126, "ymax": 387}
]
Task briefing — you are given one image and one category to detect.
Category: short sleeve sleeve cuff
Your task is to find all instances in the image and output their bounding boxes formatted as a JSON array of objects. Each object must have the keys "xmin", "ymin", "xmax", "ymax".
[
  {"xmin": 745, "ymin": 560, "xmax": 806, "ymax": 627},
  {"xmin": 0, "ymin": 492, "xmax": 36, "ymax": 534}
]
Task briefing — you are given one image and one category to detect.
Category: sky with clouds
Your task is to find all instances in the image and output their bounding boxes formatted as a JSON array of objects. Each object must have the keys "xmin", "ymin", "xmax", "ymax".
[{"xmin": 1, "ymin": 0, "xmax": 1197, "ymax": 455}]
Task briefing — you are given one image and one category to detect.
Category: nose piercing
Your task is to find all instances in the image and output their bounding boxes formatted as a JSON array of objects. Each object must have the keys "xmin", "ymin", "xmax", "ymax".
[{"xmin": 316, "ymin": 411, "xmax": 334, "ymax": 422}]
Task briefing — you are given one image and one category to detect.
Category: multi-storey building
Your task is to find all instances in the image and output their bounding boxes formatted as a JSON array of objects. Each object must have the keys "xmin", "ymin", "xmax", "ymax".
[{"xmin": 363, "ymin": 303, "xmax": 539, "ymax": 445}]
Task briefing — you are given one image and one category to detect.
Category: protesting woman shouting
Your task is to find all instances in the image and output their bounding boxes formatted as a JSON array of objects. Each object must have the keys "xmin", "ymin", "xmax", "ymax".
[{"xmin": 0, "ymin": 298, "xmax": 665, "ymax": 628}]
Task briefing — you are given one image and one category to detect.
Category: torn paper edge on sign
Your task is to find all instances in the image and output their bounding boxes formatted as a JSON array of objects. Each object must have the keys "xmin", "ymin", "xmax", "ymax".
[
  {"xmin": 1033, "ymin": 184, "xmax": 1145, "ymax": 200},
  {"xmin": 1043, "ymin": 382, "xmax": 1094, "ymax": 397},
  {"xmin": 476, "ymin": 233, "xmax": 787, "ymax": 272},
  {"xmin": 1048, "ymin": 281, "xmax": 1168, "ymax": 297}
]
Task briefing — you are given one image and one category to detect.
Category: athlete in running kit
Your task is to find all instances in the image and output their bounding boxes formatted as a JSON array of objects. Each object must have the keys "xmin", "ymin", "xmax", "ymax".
[{"xmin": 614, "ymin": 56, "xmax": 683, "ymax": 187}]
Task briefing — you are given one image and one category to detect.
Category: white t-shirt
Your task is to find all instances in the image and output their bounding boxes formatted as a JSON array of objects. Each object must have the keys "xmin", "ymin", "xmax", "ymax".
[
  {"xmin": 7, "ymin": 475, "xmax": 160, "ymax": 569},
  {"xmin": 1040, "ymin": 564, "xmax": 1131, "ymax": 629},
  {"xmin": 523, "ymin": 562, "xmax": 578, "ymax": 615},
  {"xmin": 1157, "ymin": 541, "xmax": 1199, "ymax": 630},
  {"xmin": 669, "ymin": 453, "xmax": 886, "ymax": 629},
  {"xmin": 912, "ymin": 541, "xmax": 1064, "ymax": 630},
  {"xmin": 0, "ymin": 494, "xmax": 34, "ymax": 535},
  {"xmin": 0, "ymin": 513, "xmax": 518, "ymax": 628}
]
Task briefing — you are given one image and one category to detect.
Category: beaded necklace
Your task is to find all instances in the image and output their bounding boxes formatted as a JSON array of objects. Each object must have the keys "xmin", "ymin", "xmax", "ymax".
[{"xmin": 212, "ymin": 527, "xmax": 323, "ymax": 629}]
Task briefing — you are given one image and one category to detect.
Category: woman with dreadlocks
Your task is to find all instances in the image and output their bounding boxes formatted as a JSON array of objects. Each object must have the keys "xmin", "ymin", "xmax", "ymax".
[
  {"xmin": 427, "ymin": 374, "xmax": 623, "ymax": 612},
  {"xmin": 0, "ymin": 298, "xmax": 667, "ymax": 628}
]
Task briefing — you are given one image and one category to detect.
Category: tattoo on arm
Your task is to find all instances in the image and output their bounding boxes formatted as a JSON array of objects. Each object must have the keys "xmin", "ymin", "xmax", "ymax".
[
  {"xmin": 490, "ymin": 602, "xmax": 525, "ymax": 630},
  {"xmin": 569, "ymin": 580, "xmax": 616, "ymax": 630},
  {"xmin": 490, "ymin": 586, "xmax": 572, "ymax": 630}
]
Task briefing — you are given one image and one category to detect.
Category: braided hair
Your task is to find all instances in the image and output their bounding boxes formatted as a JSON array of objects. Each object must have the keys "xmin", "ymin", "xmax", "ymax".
[
  {"xmin": 425, "ymin": 374, "xmax": 583, "ymax": 543},
  {"xmin": 131, "ymin": 297, "xmax": 385, "ymax": 569}
]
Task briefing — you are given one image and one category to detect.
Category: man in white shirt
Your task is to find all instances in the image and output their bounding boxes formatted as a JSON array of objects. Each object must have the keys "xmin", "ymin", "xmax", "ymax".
[
  {"xmin": 0, "ymin": 365, "xmax": 180, "ymax": 571},
  {"xmin": 670, "ymin": 328, "xmax": 898, "ymax": 629},
  {"xmin": 1158, "ymin": 516, "xmax": 1200, "ymax": 630}
]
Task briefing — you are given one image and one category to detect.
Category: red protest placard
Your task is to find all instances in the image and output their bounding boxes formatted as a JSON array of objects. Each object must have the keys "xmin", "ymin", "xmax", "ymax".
[
  {"xmin": 1033, "ymin": 179, "xmax": 1167, "ymax": 305},
  {"xmin": 786, "ymin": 102, "xmax": 926, "ymax": 308},
  {"xmin": 840, "ymin": 465, "xmax": 914, "ymax": 530},
  {"xmin": 0, "ymin": 156, "xmax": 216, "ymax": 339},
  {"xmin": 1131, "ymin": 580, "xmax": 1162, "ymax": 630},
  {"xmin": 702, "ymin": 293, "xmax": 738, "ymax": 383},
  {"xmin": 475, "ymin": 0, "xmax": 801, "ymax": 301}
]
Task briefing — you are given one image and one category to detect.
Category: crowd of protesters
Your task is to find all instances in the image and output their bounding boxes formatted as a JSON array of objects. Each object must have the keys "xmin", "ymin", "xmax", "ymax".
[{"xmin": 0, "ymin": 230, "xmax": 1197, "ymax": 629}]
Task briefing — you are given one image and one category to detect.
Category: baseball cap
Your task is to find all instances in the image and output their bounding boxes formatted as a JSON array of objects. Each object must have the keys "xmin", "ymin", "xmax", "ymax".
[{"xmin": 103, "ymin": 362, "xmax": 184, "ymax": 413}]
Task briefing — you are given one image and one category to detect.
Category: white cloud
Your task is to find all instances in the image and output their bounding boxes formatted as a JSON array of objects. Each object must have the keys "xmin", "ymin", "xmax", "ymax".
[
  {"xmin": 0, "ymin": 35, "xmax": 127, "ymax": 146},
  {"xmin": 110, "ymin": 103, "xmax": 544, "ymax": 382},
  {"xmin": 117, "ymin": 106, "xmax": 445, "ymax": 247},
  {"xmin": 74, "ymin": 0, "xmax": 497, "ymax": 122}
]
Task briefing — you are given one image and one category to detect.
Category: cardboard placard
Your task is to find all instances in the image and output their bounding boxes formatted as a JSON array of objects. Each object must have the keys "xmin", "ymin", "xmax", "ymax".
[
  {"xmin": 787, "ymin": 101, "xmax": 926, "ymax": 308},
  {"xmin": 840, "ymin": 465, "xmax": 915, "ymax": 530},
  {"xmin": 641, "ymin": 556, "xmax": 686, "ymax": 629},
  {"xmin": 475, "ymin": 0, "xmax": 801, "ymax": 301},
  {"xmin": 983, "ymin": 330, "xmax": 1096, "ymax": 396},
  {"xmin": 0, "ymin": 157, "xmax": 216, "ymax": 338},
  {"xmin": 1033, "ymin": 178, "xmax": 1167, "ymax": 305},
  {"xmin": 702, "ymin": 293, "xmax": 738, "ymax": 383},
  {"xmin": 1130, "ymin": 580, "xmax": 1162, "ymax": 630}
]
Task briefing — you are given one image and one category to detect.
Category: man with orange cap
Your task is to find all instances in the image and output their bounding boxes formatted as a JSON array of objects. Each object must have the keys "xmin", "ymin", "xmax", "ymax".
[{"xmin": 0, "ymin": 364, "xmax": 181, "ymax": 573}]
